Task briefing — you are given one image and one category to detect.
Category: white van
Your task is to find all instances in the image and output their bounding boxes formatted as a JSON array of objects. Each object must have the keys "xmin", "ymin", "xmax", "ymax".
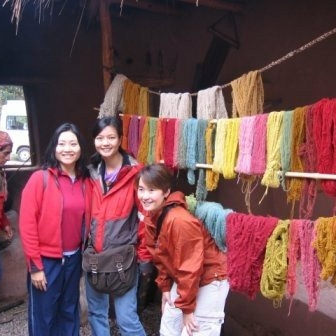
[{"xmin": 0, "ymin": 100, "xmax": 31, "ymax": 162}]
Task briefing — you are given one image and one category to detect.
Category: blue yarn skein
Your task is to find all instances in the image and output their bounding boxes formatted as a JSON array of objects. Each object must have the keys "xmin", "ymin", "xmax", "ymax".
[
  {"xmin": 195, "ymin": 201, "xmax": 233, "ymax": 251},
  {"xmin": 184, "ymin": 118, "xmax": 198, "ymax": 185}
]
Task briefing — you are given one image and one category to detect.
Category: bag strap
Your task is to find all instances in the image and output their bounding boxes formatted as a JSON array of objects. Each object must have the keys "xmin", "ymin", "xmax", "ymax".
[{"xmin": 155, "ymin": 204, "xmax": 177, "ymax": 240}]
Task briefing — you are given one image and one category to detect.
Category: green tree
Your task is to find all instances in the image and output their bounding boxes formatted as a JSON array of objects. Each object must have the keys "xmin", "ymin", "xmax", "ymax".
[{"xmin": 0, "ymin": 86, "xmax": 24, "ymax": 108}]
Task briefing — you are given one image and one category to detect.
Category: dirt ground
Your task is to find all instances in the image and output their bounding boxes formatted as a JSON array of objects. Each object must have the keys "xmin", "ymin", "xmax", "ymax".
[{"xmin": 0, "ymin": 298, "xmax": 161, "ymax": 336}]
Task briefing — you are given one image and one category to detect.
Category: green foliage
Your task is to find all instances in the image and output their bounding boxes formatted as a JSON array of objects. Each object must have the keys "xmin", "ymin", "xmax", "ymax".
[{"xmin": 0, "ymin": 86, "xmax": 24, "ymax": 108}]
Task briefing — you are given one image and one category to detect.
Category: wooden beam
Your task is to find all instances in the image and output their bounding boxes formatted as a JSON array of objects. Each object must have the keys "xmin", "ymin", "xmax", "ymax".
[
  {"xmin": 178, "ymin": 0, "xmax": 243, "ymax": 12},
  {"xmin": 99, "ymin": 0, "xmax": 114, "ymax": 92},
  {"xmin": 108, "ymin": 0, "xmax": 180, "ymax": 15}
]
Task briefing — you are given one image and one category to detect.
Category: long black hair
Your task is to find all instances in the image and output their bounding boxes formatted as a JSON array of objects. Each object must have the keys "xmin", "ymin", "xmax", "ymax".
[
  {"xmin": 42, "ymin": 123, "xmax": 89, "ymax": 177},
  {"xmin": 90, "ymin": 116, "xmax": 124, "ymax": 167}
]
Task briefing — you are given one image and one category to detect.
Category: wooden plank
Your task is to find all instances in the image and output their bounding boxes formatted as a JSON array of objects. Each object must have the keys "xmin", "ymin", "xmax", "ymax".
[
  {"xmin": 99, "ymin": 0, "xmax": 114, "ymax": 92},
  {"xmin": 178, "ymin": 0, "xmax": 243, "ymax": 12},
  {"xmin": 108, "ymin": 0, "xmax": 180, "ymax": 15}
]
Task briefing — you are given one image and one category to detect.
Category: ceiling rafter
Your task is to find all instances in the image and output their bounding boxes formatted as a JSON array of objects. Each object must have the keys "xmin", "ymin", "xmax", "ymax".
[
  {"xmin": 178, "ymin": 0, "xmax": 243, "ymax": 12},
  {"xmin": 108, "ymin": 0, "xmax": 180, "ymax": 15},
  {"xmin": 108, "ymin": 0, "xmax": 244, "ymax": 15}
]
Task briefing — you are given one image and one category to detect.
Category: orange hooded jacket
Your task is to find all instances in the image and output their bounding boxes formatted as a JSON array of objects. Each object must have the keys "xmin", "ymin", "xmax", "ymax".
[{"xmin": 143, "ymin": 191, "xmax": 227, "ymax": 314}]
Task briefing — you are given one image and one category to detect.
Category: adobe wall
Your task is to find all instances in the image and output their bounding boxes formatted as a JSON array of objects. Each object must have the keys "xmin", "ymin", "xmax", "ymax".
[{"xmin": 0, "ymin": 1, "xmax": 335, "ymax": 334}]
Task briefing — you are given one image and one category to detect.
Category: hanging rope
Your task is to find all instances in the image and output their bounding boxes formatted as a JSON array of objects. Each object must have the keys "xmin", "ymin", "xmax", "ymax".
[{"xmin": 143, "ymin": 27, "xmax": 336, "ymax": 96}]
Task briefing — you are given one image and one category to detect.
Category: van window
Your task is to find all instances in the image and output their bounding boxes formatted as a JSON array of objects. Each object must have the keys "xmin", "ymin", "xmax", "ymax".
[{"xmin": 0, "ymin": 86, "xmax": 31, "ymax": 165}]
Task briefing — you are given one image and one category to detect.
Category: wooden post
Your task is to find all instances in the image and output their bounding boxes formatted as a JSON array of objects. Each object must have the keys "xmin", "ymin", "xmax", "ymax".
[{"xmin": 99, "ymin": 0, "xmax": 114, "ymax": 92}]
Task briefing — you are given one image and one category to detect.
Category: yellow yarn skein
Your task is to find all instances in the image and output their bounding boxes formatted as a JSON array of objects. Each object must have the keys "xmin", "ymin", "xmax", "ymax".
[
  {"xmin": 138, "ymin": 87, "xmax": 150, "ymax": 116},
  {"xmin": 137, "ymin": 118, "xmax": 150, "ymax": 164},
  {"xmin": 313, "ymin": 217, "xmax": 336, "ymax": 286},
  {"xmin": 286, "ymin": 107, "xmax": 306, "ymax": 215},
  {"xmin": 212, "ymin": 119, "xmax": 227, "ymax": 175},
  {"xmin": 223, "ymin": 118, "xmax": 241, "ymax": 179},
  {"xmin": 205, "ymin": 123, "xmax": 219, "ymax": 191},
  {"xmin": 260, "ymin": 219, "xmax": 289, "ymax": 307},
  {"xmin": 261, "ymin": 111, "xmax": 284, "ymax": 190},
  {"xmin": 123, "ymin": 80, "xmax": 140, "ymax": 115},
  {"xmin": 231, "ymin": 70, "xmax": 264, "ymax": 118}
]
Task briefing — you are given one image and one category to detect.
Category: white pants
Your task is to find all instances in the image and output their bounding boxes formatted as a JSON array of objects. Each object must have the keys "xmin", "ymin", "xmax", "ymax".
[{"xmin": 160, "ymin": 280, "xmax": 230, "ymax": 336}]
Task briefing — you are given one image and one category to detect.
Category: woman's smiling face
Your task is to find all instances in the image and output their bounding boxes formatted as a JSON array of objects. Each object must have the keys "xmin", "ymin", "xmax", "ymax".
[
  {"xmin": 94, "ymin": 125, "xmax": 122, "ymax": 159},
  {"xmin": 137, "ymin": 177, "xmax": 170, "ymax": 213}
]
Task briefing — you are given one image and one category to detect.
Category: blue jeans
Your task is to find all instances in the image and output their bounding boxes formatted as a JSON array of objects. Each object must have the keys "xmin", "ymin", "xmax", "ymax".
[{"xmin": 85, "ymin": 269, "xmax": 146, "ymax": 336}]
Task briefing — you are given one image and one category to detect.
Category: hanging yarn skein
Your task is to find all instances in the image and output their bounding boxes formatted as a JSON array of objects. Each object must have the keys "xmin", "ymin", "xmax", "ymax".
[
  {"xmin": 163, "ymin": 119, "xmax": 177, "ymax": 168},
  {"xmin": 205, "ymin": 122, "xmax": 220, "ymax": 191},
  {"xmin": 123, "ymin": 79, "xmax": 141, "ymax": 115},
  {"xmin": 184, "ymin": 119, "xmax": 198, "ymax": 185},
  {"xmin": 226, "ymin": 213, "xmax": 278, "ymax": 299},
  {"xmin": 147, "ymin": 117, "xmax": 158, "ymax": 164},
  {"xmin": 159, "ymin": 92, "xmax": 192, "ymax": 118},
  {"xmin": 313, "ymin": 217, "xmax": 336, "ymax": 286},
  {"xmin": 197, "ymin": 86, "xmax": 228, "ymax": 119},
  {"xmin": 177, "ymin": 119, "xmax": 187, "ymax": 169},
  {"xmin": 235, "ymin": 116, "xmax": 256, "ymax": 175},
  {"xmin": 195, "ymin": 119, "xmax": 209, "ymax": 201},
  {"xmin": 299, "ymin": 219, "xmax": 320, "ymax": 311},
  {"xmin": 286, "ymin": 218, "xmax": 321, "ymax": 314},
  {"xmin": 223, "ymin": 118, "xmax": 241, "ymax": 179},
  {"xmin": 260, "ymin": 220, "xmax": 289, "ymax": 307},
  {"xmin": 195, "ymin": 201, "xmax": 233, "ymax": 252},
  {"xmin": 313, "ymin": 98, "xmax": 336, "ymax": 197},
  {"xmin": 279, "ymin": 110, "xmax": 294, "ymax": 190},
  {"xmin": 231, "ymin": 70, "xmax": 264, "ymax": 118},
  {"xmin": 286, "ymin": 219, "xmax": 300, "ymax": 300},
  {"xmin": 235, "ymin": 115, "xmax": 258, "ymax": 214},
  {"xmin": 250, "ymin": 113, "xmax": 267, "ymax": 175},
  {"xmin": 98, "ymin": 73, "xmax": 127, "ymax": 118},
  {"xmin": 299, "ymin": 105, "xmax": 317, "ymax": 219},
  {"xmin": 138, "ymin": 87, "xmax": 150, "ymax": 116},
  {"xmin": 128, "ymin": 115, "xmax": 140, "ymax": 157},
  {"xmin": 137, "ymin": 117, "xmax": 150, "ymax": 164},
  {"xmin": 260, "ymin": 111, "xmax": 284, "ymax": 202},
  {"xmin": 212, "ymin": 119, "xmax": 227, "ymax": 175},
  {"xmin": 286, "ymin": 106, "xmax": 307, "ymax": 217}
]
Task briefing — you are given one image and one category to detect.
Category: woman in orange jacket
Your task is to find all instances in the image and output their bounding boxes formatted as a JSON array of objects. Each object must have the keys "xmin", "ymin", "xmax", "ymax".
[{"xmin": 136, "ymin": 163, "xmax": 229, "ymax": 336}]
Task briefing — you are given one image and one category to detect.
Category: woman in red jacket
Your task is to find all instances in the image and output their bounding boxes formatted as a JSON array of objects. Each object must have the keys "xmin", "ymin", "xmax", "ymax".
[
  {"xmin": 136, "ymin": 163, "xmax": 229, "ymax": 336},
  {"xmin": 19, "ymin": 123, "xmax": 92, "ymax": 336},
  {"xmin": 85, "ymin": 116, "xmax": 146, "ymax": 336}
]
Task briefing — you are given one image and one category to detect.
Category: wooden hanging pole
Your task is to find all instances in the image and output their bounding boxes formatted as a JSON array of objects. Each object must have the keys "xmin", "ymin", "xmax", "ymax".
[
  {"xmin": 99, "ymin": 0, "xmax": 114, "ymax": 92},
  {"xmin": 194, "ymin": 163, "xmax": 336, "ymax": 180}
]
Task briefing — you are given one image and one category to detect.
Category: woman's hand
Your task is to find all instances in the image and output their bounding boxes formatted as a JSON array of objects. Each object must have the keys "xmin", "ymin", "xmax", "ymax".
[
  {"xmin": 183, "ymin": 312, "xmax": 199, "ymax": 336},
  {"xmin": 31, "ymin": 270, "xmax": 47, "ymax": 291},
  {"xmin": 3, "ymin": 225, "xmax": 13, "ymax": 240},
  {"xmin": 161, "ymin": 291, "xmax": 173, "ymax": 313}
]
